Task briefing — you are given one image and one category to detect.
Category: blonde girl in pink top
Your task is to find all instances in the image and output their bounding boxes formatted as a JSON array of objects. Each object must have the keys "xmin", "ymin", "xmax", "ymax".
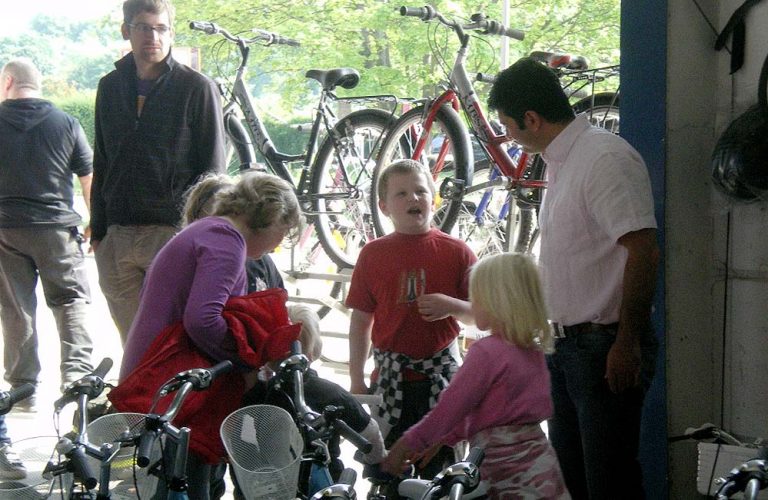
[{"xmin": 383, "ymin": 253, "xmax": 570, "ymax": 499}]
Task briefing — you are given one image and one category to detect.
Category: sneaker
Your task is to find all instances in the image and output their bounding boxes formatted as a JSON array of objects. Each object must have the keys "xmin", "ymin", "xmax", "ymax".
[{"xmin": 0, "ymin": 444, "xmax": 26, "ymax": 480}]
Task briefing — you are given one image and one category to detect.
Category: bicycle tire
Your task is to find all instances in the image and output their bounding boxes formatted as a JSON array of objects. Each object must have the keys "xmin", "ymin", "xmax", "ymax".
[
  {"xmin": 310, "ymin": 108, "xmax": 397, "ymax": 269},
  {"xmin": 573, "ymin": 92, "xmax": 620, "ymax": 133},
  {"xmin": 454, "ymin": 153, "xmax": 542, "ymax": 257},
  {"xmin": 372, "ymin": 103, "xmax": 472, "ymax": 237}
]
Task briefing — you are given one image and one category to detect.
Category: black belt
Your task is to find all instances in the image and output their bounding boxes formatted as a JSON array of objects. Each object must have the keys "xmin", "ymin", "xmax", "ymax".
[{"xmin": 552, "ymin": 322, "xmax": 619, "ymax": 338}]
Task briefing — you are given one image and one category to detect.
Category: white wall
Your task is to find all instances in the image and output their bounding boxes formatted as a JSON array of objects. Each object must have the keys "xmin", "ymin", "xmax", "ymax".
[{"xmin": 667, "ymin": 0, "xmax": 768, "ymax": 497}]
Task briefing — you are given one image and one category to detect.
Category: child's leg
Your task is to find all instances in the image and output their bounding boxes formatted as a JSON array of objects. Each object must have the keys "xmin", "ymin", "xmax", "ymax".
[{"xmin": 303, "ymin": 370, "xmax": 387, "ymax": 463}]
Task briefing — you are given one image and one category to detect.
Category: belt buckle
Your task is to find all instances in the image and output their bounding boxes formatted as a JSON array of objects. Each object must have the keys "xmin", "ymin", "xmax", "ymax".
[{"xmin": 552, "ymin": 323, "xmax": 567, "ymax": 338}]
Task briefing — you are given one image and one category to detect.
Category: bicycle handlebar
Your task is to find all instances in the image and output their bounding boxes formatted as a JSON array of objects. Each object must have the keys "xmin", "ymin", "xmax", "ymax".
[
  {"xmin": 54, "ymin": 357, "xmax": 113, "ymax": 411},
  {"xmin": 400, "ymin": 5, "xmax": 524, "ymax": 41},
  {"xmin": 715, "ymin": 448, "xmax": 768, "ymax": 499},
  {"xmin": 334, "ymin": 417, "xmax": 372, "ymax": 454},
  {"xmin": 160, "ymin": 359, "xmax": 234, "ymax": 395},
  {"xmin": 56, "ymin": 438, "xmax": 98, "ymax": 490},
  {"xmin": 0, "ymin": 383, "xmax": 35, "ymax": 415},
  {"xmin": 189, "ymin": 20, "xmax": 300, "ymax": 46}
]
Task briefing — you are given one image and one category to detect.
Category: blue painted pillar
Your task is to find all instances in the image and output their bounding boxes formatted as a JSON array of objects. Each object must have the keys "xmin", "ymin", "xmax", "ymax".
[{"xmin": 621, "ymin": 1, "xmax": 668, "ymax": 498}]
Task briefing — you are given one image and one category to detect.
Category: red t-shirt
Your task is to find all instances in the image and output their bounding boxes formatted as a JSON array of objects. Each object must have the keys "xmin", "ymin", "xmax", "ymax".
[{"xmin": 346, "ymin": 228, "xmax": 476, "ymax": 359}]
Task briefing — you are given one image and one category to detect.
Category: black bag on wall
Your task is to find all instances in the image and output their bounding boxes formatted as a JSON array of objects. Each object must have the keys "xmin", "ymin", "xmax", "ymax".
[{"xmin": 711, "ymin": 51, "xmax": 768, "ymax": 201}]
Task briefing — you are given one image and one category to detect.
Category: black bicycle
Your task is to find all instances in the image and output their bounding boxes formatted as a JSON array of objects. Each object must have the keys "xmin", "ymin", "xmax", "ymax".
[{"xmin": 189, "ymin": 21, "xmax": 401, "ymax": 270}]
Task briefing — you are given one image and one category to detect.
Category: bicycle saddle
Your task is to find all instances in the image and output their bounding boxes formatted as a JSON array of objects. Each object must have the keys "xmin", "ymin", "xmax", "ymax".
[
  {"xmin": 305, "ymin": 68, "xmax": 361, "ymax": 91},
  {"xmin": 529, "ymin": 50, "xmax": 589, "ymax": 71}
]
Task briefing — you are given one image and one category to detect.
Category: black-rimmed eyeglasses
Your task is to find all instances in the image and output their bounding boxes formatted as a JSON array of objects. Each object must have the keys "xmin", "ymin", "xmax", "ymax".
[{"xmin": 127, "ymin": 23, "xmax": 172, "ymax": 36}]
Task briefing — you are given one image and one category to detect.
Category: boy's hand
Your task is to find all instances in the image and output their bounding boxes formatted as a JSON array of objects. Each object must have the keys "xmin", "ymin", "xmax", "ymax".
[
  {"xmin": 350, "ymin": 379, "xmax": 369, "ymax": 395},
  {"xmin": 416, "ymin": 293, "xmax": 453, "ymax": 321}
]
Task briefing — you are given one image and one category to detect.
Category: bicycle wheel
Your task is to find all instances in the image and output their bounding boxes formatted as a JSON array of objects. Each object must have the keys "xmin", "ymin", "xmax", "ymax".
[
  {"xmin": 453, "ymin": 151, "xmax": 542, "ymax": 257},
  {"xmin": 310, "ymin": 108, "xmax": 397, "ymax": 269},
  {"xmin": 573, "ymin": 92, "xmax": 620, "ymax": 133},
  {"xmin": 372, "ymin": 104, "xmax": 472, "ymax": 238}
]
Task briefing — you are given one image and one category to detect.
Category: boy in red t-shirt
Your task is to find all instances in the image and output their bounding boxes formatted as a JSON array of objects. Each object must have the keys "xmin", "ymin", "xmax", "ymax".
[{"xmin": 346, "ymin": 159, "xmax": 477, "ymax": 480}]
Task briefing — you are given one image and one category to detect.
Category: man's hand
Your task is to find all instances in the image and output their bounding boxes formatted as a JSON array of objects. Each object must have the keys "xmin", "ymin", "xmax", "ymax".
[
  {"xmin": 605, "ymin": 336, "xmax": 641, "ymax": 393},
  {"xmin": 89, "ymin": 238, "xmax": 100, "ymax": 253}
]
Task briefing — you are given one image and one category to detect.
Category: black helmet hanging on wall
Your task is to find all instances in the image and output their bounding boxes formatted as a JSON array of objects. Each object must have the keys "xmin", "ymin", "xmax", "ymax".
[{"xmin": 711, "ymin": 50, "xmax": 768, "ymax": 201}]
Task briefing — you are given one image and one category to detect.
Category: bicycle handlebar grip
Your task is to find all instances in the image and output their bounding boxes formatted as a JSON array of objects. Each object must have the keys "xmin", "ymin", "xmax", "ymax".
[
  {"xmin": 480, "ymin": 20, "xmax": 524, "ymax": 41},
  {"xmin": 400, "ymin": 5, "xmax": 437, "ymax": 21},
  {"xmin": 92, "ymin": 357, "xmax": 114, "ymax": 380},
  {"xmin": 338, "ymin": 468, "xmax": 357, "ymax": 486},
  {"xmin": 137, "ymin": 430, "xmax": 159, "ymax": 468},
  {"xmin": 69, "ymin": 445, "xmax": 98, "ymax": 490},
  {"xmin": 0, "ymin": 383, "xmax": 35, "ymax": 415},
  {"xmin": 189, "ymin": 20, "xmax": 218, "ymax": 34},
  {"xmin": 335, "ymin": 419, "xmax": 372, "ymax": 454},
  {"xmin": 207, "ymin": 360, "xmax": 234, "ymax": 382},
  {"xmin": 476, "ymin": 72, "xmax": 496, "ymax": 84},
  {"xmin": 274, "ymin": 34, "xmax": 300, "ymax": 47},
  {"xmin": 466, "ymin": 447, "xmax": 485, "ymax": 466}
]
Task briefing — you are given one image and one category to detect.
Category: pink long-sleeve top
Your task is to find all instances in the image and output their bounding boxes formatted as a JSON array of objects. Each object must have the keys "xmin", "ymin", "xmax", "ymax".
[
  {"xmin": 403, "ymin": 334, "xmax": 553, "ymax": 450},
  {"xmin": 119, "ymin": 216, "xmax": 247, "ymax": 380}
]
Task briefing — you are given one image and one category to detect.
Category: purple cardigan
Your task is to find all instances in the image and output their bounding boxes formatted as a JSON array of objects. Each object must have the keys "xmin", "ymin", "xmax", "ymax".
[{"xmin": 119, "ymin": 217, "xmax": 247, "ymax": 380}]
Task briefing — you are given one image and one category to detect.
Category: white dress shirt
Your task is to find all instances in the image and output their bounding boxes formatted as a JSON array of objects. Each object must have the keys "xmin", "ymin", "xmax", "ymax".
[{"xmin": 539, "ymin": 115, "xmax": 657, "ymax": 326}]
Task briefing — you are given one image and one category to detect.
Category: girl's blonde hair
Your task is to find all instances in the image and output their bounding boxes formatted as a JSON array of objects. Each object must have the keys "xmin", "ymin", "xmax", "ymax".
[
  {"xmin": 182, "ymin": 171, "xmax": 303, "ymax": 240},
  {"xmin": 469, "ymin": 253, "xmax": 553, "ymax": 352}
]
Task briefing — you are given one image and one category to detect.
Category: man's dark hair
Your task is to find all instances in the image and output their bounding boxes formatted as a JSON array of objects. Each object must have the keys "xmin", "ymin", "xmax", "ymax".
[{"xmin": 488, "ymin": 57, "xmax": 574, "ymax": 128}]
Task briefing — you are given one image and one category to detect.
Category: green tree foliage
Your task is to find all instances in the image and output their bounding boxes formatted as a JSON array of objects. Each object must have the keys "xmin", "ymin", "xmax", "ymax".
[
  {"xmin": 0, "ymin": 14, "xmax": 121, "ymax": 94},
  {"xmin": 174, "ymin": 0, "xmax": 619, "ymax": 117},
  {"xmin": 52, "ymin": 93, "xmax": 98, "ymax": 145}
]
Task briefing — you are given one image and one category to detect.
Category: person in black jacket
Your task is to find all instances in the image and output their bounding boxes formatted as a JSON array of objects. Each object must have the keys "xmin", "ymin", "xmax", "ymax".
[
  {"xmin": 0, "ymin": 57, "xmax": 96, "ymax": 451},
  {"xmin": 91, "ymin": 0, "xmax": 226, "ymax": 344}
]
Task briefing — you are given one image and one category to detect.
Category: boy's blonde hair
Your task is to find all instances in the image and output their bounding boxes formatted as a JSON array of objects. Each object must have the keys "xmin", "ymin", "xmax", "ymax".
[
  {"xmin": 376, "ymin": 159, "xmax": 435, "ymax": 201},
  {"xmin": 469, "ymin": 253, "xmax": 553, "ymax": 352}
]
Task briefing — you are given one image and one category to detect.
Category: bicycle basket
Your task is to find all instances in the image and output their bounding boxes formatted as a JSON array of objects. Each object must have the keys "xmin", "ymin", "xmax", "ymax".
[
  {"xmin": 220, "ymin": 404, "xmax": 303, "ymax": 500},
  {"xmin": 0, "ymin": 436, "xmax": 69, "ymax": 500},
  {"xmin": 85, "ymin": 412, "xmax": 160, "ymax": 499}
]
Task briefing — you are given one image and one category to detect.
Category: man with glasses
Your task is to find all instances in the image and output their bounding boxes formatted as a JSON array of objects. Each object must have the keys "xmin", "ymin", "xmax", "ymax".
[{"xmin": 91, "ymin": 0, "xmax": 225, "ymax": 346}]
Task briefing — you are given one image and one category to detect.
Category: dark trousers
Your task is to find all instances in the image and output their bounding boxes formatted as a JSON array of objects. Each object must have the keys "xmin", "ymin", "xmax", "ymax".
[
  {"xmin": 380, "ymin": 380, "xmax": 455, "ymax": 499},
  {"xmin": 546, "ymin": 328, "xmax": 657, "ymax": 500}
]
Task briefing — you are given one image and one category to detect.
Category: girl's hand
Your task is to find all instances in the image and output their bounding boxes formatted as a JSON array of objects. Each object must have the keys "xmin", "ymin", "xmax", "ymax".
[
  {"xmin": 413, "ymin": 442, "xmax": 442, "ymax": 468},
  {"xmin": 382, "ymin": 438, "xmax": 415, "ymax": 475}
]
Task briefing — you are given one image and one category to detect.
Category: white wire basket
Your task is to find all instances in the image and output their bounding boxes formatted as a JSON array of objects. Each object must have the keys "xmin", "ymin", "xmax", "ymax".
[
  {"xmin": 0, "ymin": 435, "xmax": 69, "ymax": 499},
  {"xmin": 221, "ymin": 405, "xmax": 303, "ymax": 500}
]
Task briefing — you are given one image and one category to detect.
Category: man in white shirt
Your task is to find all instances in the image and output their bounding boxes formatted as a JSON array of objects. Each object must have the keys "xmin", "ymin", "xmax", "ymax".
[{"xmin": 489, "ymin": 57, "xmax": 659, "ymax": 500}]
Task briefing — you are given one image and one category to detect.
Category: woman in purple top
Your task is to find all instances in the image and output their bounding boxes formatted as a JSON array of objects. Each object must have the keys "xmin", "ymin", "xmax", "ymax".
[
  {"xmin": 119, "ymin": 171, "xmax": 301, "ymax": 380},
  {"xmin": 383, "ymin": 253, "xmax": 570, "ymax": 499}
]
